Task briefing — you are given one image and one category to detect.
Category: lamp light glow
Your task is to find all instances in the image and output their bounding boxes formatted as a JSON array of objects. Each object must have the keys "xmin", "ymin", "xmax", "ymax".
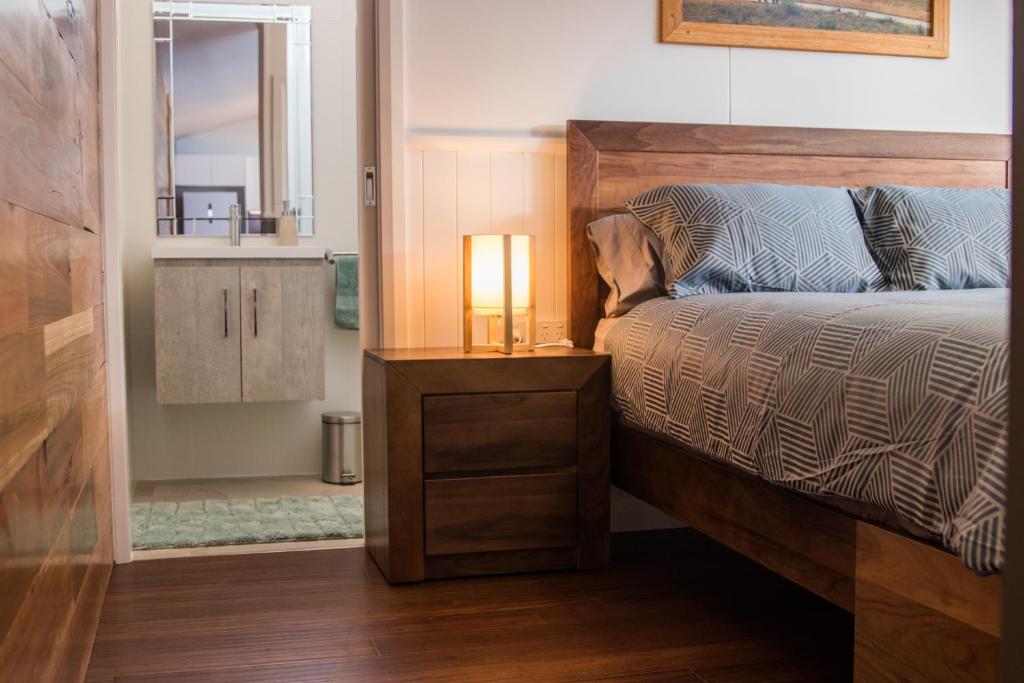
[{"xmin": 463, "ymin": 234, "xmax": 536, "ymax": 354}]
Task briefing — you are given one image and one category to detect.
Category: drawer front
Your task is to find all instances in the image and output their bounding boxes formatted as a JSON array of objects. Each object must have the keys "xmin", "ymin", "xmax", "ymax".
[
  {"xmin": 423, "ymin": 392, "xmax": 577, "ymax": 474},
  {"xmin": 425, "ymin": 473, "xmax": 577, "ymax": 556}
]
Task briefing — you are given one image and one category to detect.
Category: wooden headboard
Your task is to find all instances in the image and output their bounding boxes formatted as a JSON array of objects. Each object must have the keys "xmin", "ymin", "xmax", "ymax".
[{"xmin": 566, "ymin": 120, "xmax": 1012, "ymax": 349}]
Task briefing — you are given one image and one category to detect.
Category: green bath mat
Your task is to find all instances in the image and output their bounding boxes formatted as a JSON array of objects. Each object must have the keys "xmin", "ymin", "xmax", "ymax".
[{"xmin": 131, "ymin": 494, "xmax": 363, "ymax": 550}]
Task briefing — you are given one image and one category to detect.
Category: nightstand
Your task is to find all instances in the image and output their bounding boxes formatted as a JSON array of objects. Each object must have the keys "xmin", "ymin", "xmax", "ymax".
[{"xmin": 362, "ymin": 347, "xmax": 611, "ymax": 584}]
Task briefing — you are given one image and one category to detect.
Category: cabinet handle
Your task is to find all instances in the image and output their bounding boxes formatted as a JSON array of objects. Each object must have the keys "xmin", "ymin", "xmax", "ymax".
[
  {"xmin": 253, "ymin": 288, "xmax": 258, "ymax": 337},
  {"xmin": 223, "ymin": 289, "xmax": 228, "ymax": 337}
]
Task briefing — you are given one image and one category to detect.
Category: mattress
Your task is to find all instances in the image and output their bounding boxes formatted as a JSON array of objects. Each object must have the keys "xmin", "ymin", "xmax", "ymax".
[{"xmin": 598, "ymin": 290, "xmax": 1009, "ymax": 573}]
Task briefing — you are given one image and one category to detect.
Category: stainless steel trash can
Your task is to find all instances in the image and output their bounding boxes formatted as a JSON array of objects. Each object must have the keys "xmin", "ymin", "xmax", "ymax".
[{"xmin": 321, "ymin": 411, "xmax": 362, "ymax": 484}]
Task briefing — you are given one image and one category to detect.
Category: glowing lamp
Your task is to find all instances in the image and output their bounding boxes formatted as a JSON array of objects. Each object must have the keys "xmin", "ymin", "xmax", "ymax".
[{"xmin": 463, "ymin": 234, "xmax": 535, "ymax": 354}]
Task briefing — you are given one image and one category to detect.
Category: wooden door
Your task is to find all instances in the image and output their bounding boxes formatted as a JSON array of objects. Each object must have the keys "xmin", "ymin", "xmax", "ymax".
[
  {"xmin": 240, "ymin": 262, "xmax": 324, "ymax": 402},
  {"xmin": 155, "ymin": 262, "xmax": 242, "ymax": 404}
]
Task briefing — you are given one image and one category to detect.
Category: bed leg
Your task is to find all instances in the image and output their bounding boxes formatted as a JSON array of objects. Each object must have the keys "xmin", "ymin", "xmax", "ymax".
[{"xmin": 852, "ymin": 523, "xmax": 1001, "ymax": 682}]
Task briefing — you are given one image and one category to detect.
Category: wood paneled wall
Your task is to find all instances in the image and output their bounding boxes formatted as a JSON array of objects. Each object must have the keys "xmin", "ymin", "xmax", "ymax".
[
  {"xmin": 398, "ymin": 138, "xmax": 568, "ymax": 347},
  {"xmin": 0, "ymin": 0, "xmax": 113, "ymax": 680}
]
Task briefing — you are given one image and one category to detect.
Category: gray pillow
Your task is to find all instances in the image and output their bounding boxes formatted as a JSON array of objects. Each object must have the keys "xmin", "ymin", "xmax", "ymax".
[
  {"xmin": 850, "ymin": 185, "xmax": 1010, "ymax": 290},
  {"xmin": 587, "ymin": 214, "xmax": 666, "ymax": 316},
  {"xmin": 626, "ymin": 183, "xmax": 884, "ymax": 298}
]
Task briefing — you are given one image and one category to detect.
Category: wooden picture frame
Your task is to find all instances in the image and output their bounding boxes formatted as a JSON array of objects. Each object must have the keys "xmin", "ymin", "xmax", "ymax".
[{"xmin": 661, "ymin": 0, "xmax": 949, "ymax": 59}]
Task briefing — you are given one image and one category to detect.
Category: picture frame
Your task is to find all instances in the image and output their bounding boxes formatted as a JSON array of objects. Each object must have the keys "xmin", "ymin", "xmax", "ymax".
[{"xmin": 661, "ymin": 0, "xmax": 949, "ymax": 59}]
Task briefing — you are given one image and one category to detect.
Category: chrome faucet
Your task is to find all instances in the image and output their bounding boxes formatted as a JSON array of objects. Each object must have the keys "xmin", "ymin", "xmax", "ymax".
[{"xmin": 228, "ymin": 204, "xmax": 241, "ymax": 246}]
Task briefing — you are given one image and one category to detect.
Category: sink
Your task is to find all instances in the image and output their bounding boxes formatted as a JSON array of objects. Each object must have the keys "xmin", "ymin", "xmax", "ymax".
[{"xmin": 151, "ymin": 245, "xmax": 328, "ymax": 260}]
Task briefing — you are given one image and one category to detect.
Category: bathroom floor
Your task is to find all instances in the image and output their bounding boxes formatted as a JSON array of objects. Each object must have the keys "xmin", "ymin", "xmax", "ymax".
[{"xmin": 131, "ymin": 475, "xmax": 364, "ymax": 555}]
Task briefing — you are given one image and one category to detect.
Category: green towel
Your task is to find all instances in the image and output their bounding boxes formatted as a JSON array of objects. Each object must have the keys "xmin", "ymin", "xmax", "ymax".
[{"xmin": 334, "ymin": 253, "xmax": 359, "ymax": 330}]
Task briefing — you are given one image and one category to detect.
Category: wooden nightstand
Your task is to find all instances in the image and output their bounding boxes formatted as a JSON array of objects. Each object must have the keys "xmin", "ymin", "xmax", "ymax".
[{"xmin": 362, "ymin": 348, "xmax": 611, "ymax": 584}]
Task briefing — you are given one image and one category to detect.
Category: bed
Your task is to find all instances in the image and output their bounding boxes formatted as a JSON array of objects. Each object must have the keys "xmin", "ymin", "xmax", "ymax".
[{"xmin": 567, "ymin": 120, "xmax": 1011, "ymax": 682}]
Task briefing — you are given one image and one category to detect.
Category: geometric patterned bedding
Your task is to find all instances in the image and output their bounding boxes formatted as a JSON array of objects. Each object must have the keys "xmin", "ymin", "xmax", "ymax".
[{"xmin": 600, "ymin": 290, "xmax": 1009, "ymax": 573}]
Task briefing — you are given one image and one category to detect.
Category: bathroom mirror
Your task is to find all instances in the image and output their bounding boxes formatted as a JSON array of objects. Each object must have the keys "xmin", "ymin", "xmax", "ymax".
[{"xmin": 153, "ymin": 2, "xmax": 313, "ymax": 236}]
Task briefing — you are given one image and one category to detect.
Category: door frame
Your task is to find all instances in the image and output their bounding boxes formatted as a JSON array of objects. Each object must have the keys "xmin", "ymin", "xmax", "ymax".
[
  {"xmin": 102, "ymin": 0, "xmax": 384, "ymax": 562},
  {"xmin": 100, "ymin": 0, "xmax": 134, "ymax": 563}
]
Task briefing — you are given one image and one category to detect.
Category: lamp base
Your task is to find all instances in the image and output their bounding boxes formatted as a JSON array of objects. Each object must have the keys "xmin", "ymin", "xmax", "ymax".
[
  {"xmin": 464, "ymin": 313, "xmax": 536, "ymax": 354},
  {"xmin": 464, "ymin": 343, "xmax": 535, "ymax": 355}
]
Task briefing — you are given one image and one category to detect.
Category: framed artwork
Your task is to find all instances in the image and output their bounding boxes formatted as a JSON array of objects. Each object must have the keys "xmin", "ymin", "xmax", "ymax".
[{"xmin": 661, "ymin": 0, "xmax": 949, "ymax": 59}]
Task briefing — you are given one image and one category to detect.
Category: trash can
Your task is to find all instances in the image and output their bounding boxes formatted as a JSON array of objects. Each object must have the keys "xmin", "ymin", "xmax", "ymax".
[{"xmin": 321, "ymin": 411, "xmax": 362, "ymax": 484}]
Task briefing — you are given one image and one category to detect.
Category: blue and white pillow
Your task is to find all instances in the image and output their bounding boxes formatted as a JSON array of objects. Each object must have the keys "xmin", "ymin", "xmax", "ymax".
[
  {"xmin": 851, "ymin": 185, "xmax": 1010, "ymax": 290},
  {"xmin": 626, "ymin": 183, "xmax": 883, "ymax": 298}
]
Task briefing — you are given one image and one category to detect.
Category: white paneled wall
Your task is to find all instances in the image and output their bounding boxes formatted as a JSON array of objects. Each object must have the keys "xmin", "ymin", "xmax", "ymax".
[{"xmin": 399, "ymin": 138, "xmax": 567, "ymax": 348}]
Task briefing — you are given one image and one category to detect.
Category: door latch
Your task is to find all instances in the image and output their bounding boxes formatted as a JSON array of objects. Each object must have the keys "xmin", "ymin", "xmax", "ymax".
[{"xmin": 363, "ymin": 166, "xmax": 377, "ymax": 207}]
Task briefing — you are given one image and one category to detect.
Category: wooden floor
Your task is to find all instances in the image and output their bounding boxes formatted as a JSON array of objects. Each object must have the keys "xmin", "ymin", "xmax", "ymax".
[{"xmin": 86, "ymin": 530, "xmax": 852, "ymax": 682}]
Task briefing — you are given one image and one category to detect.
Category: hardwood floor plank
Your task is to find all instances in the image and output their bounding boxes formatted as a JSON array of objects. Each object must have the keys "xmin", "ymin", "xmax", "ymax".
[{"xmin": 88, "ymin": 531, "xmax": 853, "ymax": 682}]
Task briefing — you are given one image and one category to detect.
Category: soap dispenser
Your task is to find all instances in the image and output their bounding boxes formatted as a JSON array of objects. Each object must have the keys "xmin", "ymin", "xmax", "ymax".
[{"xmin": 277, "ymin": 201, "xmax": 299, "ymax": 246}]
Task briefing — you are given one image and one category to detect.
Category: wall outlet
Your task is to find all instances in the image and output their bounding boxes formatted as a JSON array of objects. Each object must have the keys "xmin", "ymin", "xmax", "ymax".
[{"xmin": 537, "ymin": 320, "xmax": 567, "ymax": 343}]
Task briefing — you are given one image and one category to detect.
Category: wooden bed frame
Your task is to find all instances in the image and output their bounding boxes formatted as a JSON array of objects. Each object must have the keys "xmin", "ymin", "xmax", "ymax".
[{"xmin": 566, "ymin": 120, "xmax": 1011, "ymax": 682}]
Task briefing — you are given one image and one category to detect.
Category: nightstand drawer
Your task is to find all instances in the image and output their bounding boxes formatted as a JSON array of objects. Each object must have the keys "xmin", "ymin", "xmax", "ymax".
[
  {"xmin": 423, "ymin": 392, "xmax": 577, "ymax": 474},
  {"xmin": 425, "ymin": 473, "xmax": 577, "ymax": 556}
]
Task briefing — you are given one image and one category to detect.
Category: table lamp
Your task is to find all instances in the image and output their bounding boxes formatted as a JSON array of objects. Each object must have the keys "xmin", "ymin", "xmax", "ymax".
[{"xmin": 463, "ymin": 234, "xmax": 535, "ymax": 354}]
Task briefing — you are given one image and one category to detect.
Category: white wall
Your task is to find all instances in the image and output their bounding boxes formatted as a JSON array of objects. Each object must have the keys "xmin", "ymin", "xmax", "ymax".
[
  {"xmin": 120, "ymin": 0, "xmax": 364, "ymax": 481},
  {"xmin": 393, "ymin": 0, "xmax": 1012, "ymax": 348},
  {"xmin": 405, "ymin": 0, "xmax": 1011, "ymax": 136}
]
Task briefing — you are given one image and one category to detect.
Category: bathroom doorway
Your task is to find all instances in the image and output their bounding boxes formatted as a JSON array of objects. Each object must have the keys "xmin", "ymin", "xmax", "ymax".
[{"xmin": 113, "ymin": 0, "xmax": 378, "ymax": 559}]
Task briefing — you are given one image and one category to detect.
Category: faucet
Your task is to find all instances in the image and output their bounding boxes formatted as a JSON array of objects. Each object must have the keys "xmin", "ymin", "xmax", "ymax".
[{"xmin": 229, "ymin": 204, "xmax": 242, "ymax": 246}]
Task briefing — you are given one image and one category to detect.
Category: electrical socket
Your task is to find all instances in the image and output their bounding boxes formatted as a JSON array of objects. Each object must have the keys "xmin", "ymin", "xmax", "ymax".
[{"xmin": 537, "ymin": 320, "xmax": 567, "ymax": 343}]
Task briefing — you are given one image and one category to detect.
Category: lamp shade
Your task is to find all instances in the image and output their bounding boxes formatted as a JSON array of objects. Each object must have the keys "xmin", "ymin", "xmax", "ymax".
[{"xmin": 467, "ymin": 234, "xmax": 532, "ymax": 314}]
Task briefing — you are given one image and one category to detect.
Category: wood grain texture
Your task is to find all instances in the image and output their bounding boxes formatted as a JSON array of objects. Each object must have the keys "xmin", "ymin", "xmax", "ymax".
[
  {"xmin": 364, "ymin": 348, "xmax": 611, "ymax": 582},
  {"xmin": 598, "ymin": 151, "xmax": 1008, "ymax": 214},
  {"xmin": 856, "ymin": 522, "xmax": 1002, "ymax": 638},
  {"xmin": 566, "ymin": 120, "xmax": 1012, "ymax": 350},
  {"xmin": 370, "ymin": 347, "xmax": 608, "ymax": 394},
  {"xmin": 568, "ymin": 119, "xmax": 1011, "ymax": 160},
  {"xmin": 576, "ymin": 362, "xmax": 611, "ymax": 570},
  {"xmin": 0, "ymin": 43, "xmax": 86, "ymax": 231},
  {"xmin": 612, "ymin": 423, "xmax": 857, "ymax": 610},
  {"xmin": 361, "ymin": 355, "xmax": 391, "ymax": 578},
  {"xmin": 423, "ymin": 546, "xmax": 577, "ymax": 579},
  {"xmin": 612, "ymin": 421, "xmax": 1005, "ymax": 682},
  {"xmin": 853, "ymin": 523, "xmax": 1001, "ymax": 682},
  {"xmin": 240, "ymin": 262, "xmax": 325, "ymax": 401},
  {"xmin": 663, "ymin": 0, "xmax": 949, "ymax": 58},
  {"xmin": 87, "ymin": 530, "xmax": 854, "ymax": 681},
  {"xmin": 362, "ymin": 356, "xmax": 425, "ymax": 583},
  {"xmin": 154, "ymin": 262, "xmax": 241, "ymax": 404},
  {"xmin": 423, "ymin": 391, "xmax": 577, "ymax": 474},
  {"xmin": 853, "ymin": 583, "xmax": 999, "ymax": 683},
  {"xmin": 0, "ymin": 0, "xmax": 112, "ymax": 679},
  {"xmin": 425, "ymin": 472, "xmax": 578, "ymax": 555},
  {"xmin": 567, "ymin": 123, "xmax": 602, "ymax": 350}
]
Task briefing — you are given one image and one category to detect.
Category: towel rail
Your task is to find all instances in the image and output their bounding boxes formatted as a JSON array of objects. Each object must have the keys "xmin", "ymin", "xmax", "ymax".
[{"xmin": 326, "ymin": 251, "xmax": 358, "ymax": 265}]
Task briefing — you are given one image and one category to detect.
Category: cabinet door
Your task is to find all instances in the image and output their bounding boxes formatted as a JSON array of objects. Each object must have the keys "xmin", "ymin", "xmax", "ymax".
[
  {"xmin": 240, "ymin": 262, "xmax": 325, "ymax": 402},
  {"xmin": 154, "ymin": 262, "xmax": 242, "ymax": 404}
]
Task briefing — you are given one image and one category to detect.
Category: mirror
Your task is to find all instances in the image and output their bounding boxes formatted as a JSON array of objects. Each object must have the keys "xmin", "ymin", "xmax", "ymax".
[{"xmin": 153, "ymin": 2, "xmax": 313, "ymax": 236}]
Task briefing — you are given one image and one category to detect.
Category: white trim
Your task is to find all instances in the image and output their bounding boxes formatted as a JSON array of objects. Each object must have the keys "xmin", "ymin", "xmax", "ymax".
[
  {"xmin": 101, "ymin": 0, "xmax": 134, "ymax": 564},
  {"xmin": 405, "ymin": 135, "xmax": 566, "ymax": 155},
  {"xmin": 377, "ymin": 0, "xmax": 405, "ymax": 347},
  {"xmin": 132, "ymin": 537, "xmax": 364, "ymax": 561},
  {"xmin": 152, "ymin": 1, "xmax": 311, "ymax": 23}
]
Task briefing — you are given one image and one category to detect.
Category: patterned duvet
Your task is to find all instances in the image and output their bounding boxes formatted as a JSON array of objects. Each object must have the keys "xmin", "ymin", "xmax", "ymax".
[{"xmin": 599, "ymin": 290, "xmax": 1009, "ymax": 573}]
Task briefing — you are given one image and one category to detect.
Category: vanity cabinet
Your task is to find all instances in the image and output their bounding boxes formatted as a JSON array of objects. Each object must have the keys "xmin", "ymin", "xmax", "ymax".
[
  {"xmin": 240, "ymin": 264, "xmax": 325, "ymax": 402},
  {"xmin": 154, "ymin": 258, "xmax": 325, "ymax": 404}
]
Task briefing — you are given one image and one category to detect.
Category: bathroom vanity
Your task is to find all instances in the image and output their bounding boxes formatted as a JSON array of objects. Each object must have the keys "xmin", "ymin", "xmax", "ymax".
[{"xmin": 152, "ymin": 246, "xmax": 326, "ymax": 404}]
